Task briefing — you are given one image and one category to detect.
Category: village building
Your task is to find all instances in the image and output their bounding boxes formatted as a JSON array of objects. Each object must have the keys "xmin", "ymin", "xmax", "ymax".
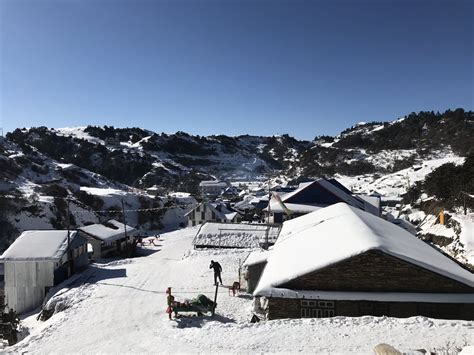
[
  {"xmin": 78, "ymin": 219, "xmax": 137, "ymax": 259},
  {"xmin": 199, "ymin": 180, "xmax": 228, "ymax": 197},
  {"xmin": 266, "ymin": 179, "xmax": 380, "ymax": 224},
  {"xmin": 221, "ymin": 186, "xmax": 241, "ymax": 200},
  {"xmin": 193, "ymin": 222, "xmax": 280, "ymax": 249},
  {"xmin": 185, "ymin": 202, "xmax": 241, "ymax": 227},
  {"xmin": 0, "ymin": 230, "xmax": 89, "ymax": 314},
  {"xmin": 146, "ymin": 185, "xmax": 166, "ymax": 196},
  {"xmin": 254, "ymin": 203, "xmax": 474, "ymax": 321},
  {"xmin": 233, "ymin": 194, "xmax": 269, "ymax": 219},
  {"xmin": 242, "ymin": 250, "xmax": 272, "ymax": 293}
]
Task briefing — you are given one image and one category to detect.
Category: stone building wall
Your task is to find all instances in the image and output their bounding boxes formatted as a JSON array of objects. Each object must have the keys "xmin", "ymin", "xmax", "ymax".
[
  {"xmin": 280, "ymin": 250, "xmax": 473, "ymax": 293},
  {"xmin": 266, "ymin": 297, "xmax": 474, "ymax": 321}
]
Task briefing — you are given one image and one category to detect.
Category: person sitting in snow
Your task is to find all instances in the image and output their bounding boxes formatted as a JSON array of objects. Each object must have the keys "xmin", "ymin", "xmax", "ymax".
[{"xmin": 209, "ymin": 260, "xmax": 223, "ymax": 286}]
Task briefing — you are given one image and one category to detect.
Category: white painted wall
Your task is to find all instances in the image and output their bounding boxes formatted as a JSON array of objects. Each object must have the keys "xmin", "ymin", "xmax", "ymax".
[
  {"xmin": 3, "ymin": 260, "xmax": 55, "ymax": 314},
  {"xmin": 187, "ymin": 204, "xmax": 223, "ymax": 227}
]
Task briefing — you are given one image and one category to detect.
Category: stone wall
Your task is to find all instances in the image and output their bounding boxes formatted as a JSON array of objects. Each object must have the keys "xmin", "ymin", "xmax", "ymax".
[
  {"xmin": 279, "ymin": 250, "xmax": 472, "ymax": 293},
  {"xmin": 247, "ymin": 262, "xmax": 266, "ymax": 293},
  {"xmin": 266, "ymin": 297, "xmax": 474, "ymax": 321}
]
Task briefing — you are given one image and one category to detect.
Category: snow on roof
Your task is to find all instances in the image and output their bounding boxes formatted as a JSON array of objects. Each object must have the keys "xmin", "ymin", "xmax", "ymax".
[
  {"xmin": 1, "ymin": 230, "xmax": 77, "ymax": 261},
  {"xmin": 225, "ymin": 212, "xmax": 239, "ymax": 221},
  {"xmin": 317, "ymin": 179, "xmax": 364, "ymax": 210},
  {"xmin": 199, "ymin": 181, "xmax": 227, "ymax": 187},
  {"xmin": 193, "ymin": 222, "xmax": 280, "ymax": 248},
  {"xmin": 233, "ymin": 196, "xmax": 256, "ymax": 211},
  {"xmin": 269, "ymin": 179, "xmax": 371, "ymax": 214},
  {"xmin": 275, "ymin": 181, "xmax": 314, "ymax": 203},
  {"xmin": 243, "ymin": 249, "xmax": 272, "ymax": 267},
  {"xmin": 255, "ymin": 203, "xmax": 474, "ymax": 296},
  {"xmin": 168, "ymin": 192, "xmax": 192, "ymax": 198},
  {"xmin": 79, "ymin": 220, "xmax": 136, "ymax": 242},
  {"xmin": 268, "ymin": 202, "xmax": 322, "ymax": 214}
]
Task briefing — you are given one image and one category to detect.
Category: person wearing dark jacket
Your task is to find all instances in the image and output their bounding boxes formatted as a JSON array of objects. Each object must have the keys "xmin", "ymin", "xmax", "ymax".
[{"xmin": 209, "ymin": 260, "xmax": 223, "ymax": 286}]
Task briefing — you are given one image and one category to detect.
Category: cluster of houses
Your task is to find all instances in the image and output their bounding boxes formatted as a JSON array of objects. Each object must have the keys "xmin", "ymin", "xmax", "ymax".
[
  {"xmin": 0, "ymin": 219, "xmax": 137, "ymax": 314},
  {"xmin": 186, "ymin": 178, "xmax": 383, "ymax": 227},
  {"xmin": 1, "ymin": 177, "xmax": 473, "ymax": 323},
  {"xmin": 184, "ymin": 178, "xmax": 473, "ymax": 321}
]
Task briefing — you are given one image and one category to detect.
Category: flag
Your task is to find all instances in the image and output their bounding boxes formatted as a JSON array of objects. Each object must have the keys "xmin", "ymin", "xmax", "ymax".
[{"xmin": 272, "ymin": 192, "xmax": 293, "ymax": 216}]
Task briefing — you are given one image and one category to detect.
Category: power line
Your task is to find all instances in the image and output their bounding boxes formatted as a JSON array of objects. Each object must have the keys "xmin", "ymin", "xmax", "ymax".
[{"xmin": 1, "ymin": 193, "xmax": 195, "ymax": 213}]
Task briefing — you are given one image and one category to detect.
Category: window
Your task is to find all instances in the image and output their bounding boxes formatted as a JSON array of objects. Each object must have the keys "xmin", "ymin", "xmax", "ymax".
[
  {"xmin": 300, "ymin": 299, "xmax": 335, "ymax": 318},
  {"xmin": 301, "ymin": 308, "xmax": 311, "ymax": 318}
]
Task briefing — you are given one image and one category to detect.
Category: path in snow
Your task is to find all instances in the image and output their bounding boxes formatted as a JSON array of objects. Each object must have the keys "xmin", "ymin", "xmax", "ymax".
[{"xmin": 8, "ymin": 227, "xmax": 474, "ymax": 354}]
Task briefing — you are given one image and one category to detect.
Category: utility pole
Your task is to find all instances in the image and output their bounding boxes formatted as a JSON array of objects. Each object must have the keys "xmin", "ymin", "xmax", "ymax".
[
  {"xmin": 267, "ymin": 180, "xmax": 271, "ymax": 224},
  {"xmin": 66, "ymin": 197, "xmax": 72, "ymax": 277},
  {"xmin": 121, "ymin": 199, "xmax": 128, "ymax": 241},
  {"xmin": 121, "ymin": 199, "xmax": 128, "ymax": 253}
]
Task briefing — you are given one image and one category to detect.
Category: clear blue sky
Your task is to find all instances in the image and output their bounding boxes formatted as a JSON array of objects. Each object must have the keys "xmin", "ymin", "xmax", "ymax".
[{"xmin": 0, "ymin": 0, "xmax": 472, "ymax": 140}]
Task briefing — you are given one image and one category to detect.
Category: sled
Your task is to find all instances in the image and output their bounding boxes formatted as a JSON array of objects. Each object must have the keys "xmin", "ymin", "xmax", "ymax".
[{"xmin": 172, "ymin": 294, "xmax": 216, "ymax": 317}]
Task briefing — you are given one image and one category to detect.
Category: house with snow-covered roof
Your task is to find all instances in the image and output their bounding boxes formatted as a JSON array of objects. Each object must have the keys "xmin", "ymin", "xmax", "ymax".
[
  {"xmin": 233, "ymin": 194, "xmax": 270, "ymax": 219},
  {"xmin": 242, "ymin": 249, "xmax": 272, "ymax": 293},
  {"xmin": 254, "ymin": 203, "xmax": 474, "ymax": 320},
  {"xmin": 78, "ymin": 219, "xmax": 137, "ymax": 259},
  {"xmin": 1, "ymin": 230, "xmax": 89, "ymax": 314},
  {"xmin": 185, "ymin": 202, "xmax": 241, "ymax": 227},
  {"xmin": 199, "ymin": 180, "xmax": 228, "ymax": 197},
  {"xmin": 266, "ymin": 179, "xmax": 380, "ymax": 224},
  {"xmin": 221, "ymin": 186, "xmax": 241, "ymax": 199},
  {"xmin": 193, "ymin": 222, "xmax": 279, "ymax": 249}
]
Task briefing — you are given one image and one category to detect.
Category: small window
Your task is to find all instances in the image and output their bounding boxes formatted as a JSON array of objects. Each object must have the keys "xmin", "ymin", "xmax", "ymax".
[
  {"xmin": 301, "ymin": 308, "xmax": 311, "ymax": 318},
  {"xmin": 301, "ymin": 299, "xmax": 335, "ymax": 318}
]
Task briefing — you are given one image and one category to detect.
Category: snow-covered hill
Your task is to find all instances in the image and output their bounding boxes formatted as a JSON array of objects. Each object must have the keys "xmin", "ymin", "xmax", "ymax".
[
  {"xmin": 0, "ymin": 137, "xmax": 195, "ymax": 249},
  {"xmin": 7, "ymin": 109, "xmax": 471, "ymax": 191},
  {"xmin": 7, "ymin": 228, "xmax": 474, "ymax": 354},
  {"xmin": 1, "ymin": 109, "xmax": 473, "ymax": 264}
]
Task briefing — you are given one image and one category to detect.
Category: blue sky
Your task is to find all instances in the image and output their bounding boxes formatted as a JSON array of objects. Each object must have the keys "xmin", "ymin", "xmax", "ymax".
[{"xmin": 0, "ymin": 0, "xmax": 472, "ymax": 140}]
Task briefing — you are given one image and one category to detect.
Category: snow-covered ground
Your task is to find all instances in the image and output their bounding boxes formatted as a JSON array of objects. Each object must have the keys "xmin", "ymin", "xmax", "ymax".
[
  {"xmin": 338, "ymin": 153, "xmax": 464, "ymax": 197},
  {"xmin": 7, "ymin": 227, "xmax": 474, "ymax": 354},
  {"xmin": 453, "ymin": 214, "xmax": 474, "ymax": 264}
]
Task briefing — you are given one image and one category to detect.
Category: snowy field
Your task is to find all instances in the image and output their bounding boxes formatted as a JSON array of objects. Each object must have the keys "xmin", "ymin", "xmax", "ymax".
[{"xmin": 7, "ymin": 227, "xmax": 474, "ymax": 354}]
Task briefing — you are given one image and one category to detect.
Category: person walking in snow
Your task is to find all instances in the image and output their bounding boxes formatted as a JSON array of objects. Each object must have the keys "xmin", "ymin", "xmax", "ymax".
[{"xmin": 209, "ymin": 260, "xmax": 223, "ymax": 286}]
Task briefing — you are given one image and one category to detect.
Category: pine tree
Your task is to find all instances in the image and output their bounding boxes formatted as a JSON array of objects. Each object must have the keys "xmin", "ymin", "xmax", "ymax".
[{"xmin": 0, "ymin": 302, "xmax": 20, "ymax": 345}]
